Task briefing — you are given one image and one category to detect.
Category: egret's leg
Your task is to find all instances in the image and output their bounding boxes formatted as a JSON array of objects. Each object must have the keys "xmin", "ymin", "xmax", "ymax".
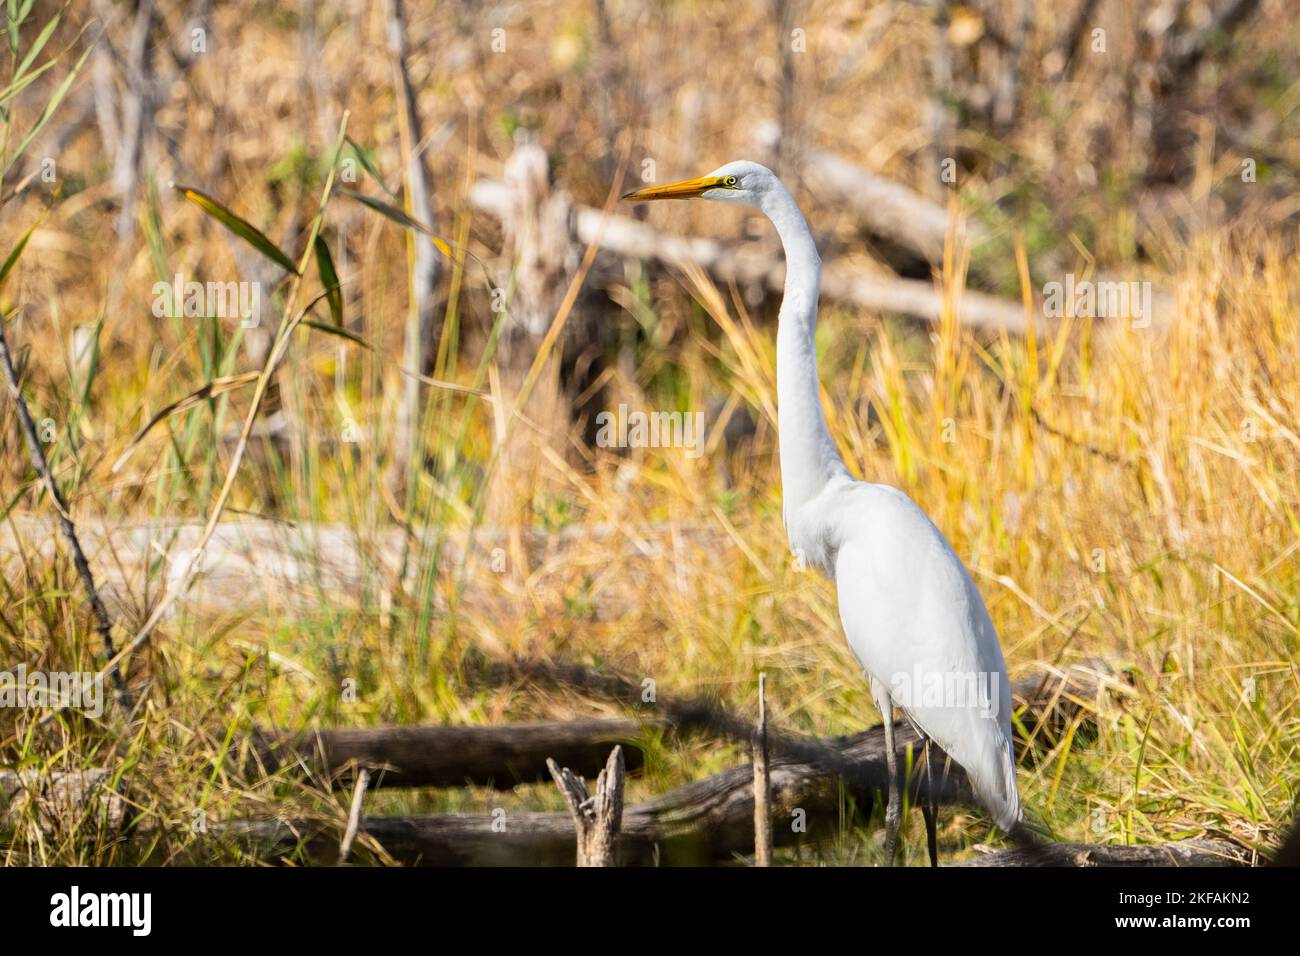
[
  {"xmin": 873, "ymin": 683, "xmax": 902, "ymax": 865},
  {"xmin": 920, "ymin": 803, "xmax": 938, "ymax": 867},
  {"xmin": 921, "ymin": 737, "xmax": 938, "ymax": 867},
  {"xmin": 881, "ymin": 715, "xmax": 901, "ymax": 864}
]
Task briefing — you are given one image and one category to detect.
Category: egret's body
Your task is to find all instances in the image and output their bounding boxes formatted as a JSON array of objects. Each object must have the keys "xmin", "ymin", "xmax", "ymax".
[{"xmin": 625, "ymin": 161, "xmax": 1020, "ymax": 861}]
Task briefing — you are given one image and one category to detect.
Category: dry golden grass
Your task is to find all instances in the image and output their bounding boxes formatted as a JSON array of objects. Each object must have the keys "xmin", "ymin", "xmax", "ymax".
[{"xmin": 0, "ymin": 1, "xmax": 1296, "ymax": 865}]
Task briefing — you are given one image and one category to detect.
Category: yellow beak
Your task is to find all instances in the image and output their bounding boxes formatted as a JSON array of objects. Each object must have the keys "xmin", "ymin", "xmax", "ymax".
[{"xmin": 622, "ymin": 175, "xmax": 724, "ymax": 202}]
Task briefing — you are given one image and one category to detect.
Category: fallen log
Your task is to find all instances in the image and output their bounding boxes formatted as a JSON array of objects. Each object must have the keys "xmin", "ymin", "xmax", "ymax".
[
  {"xmin": 225, "ymin": 815, "xmax": 1251, "ymax": 868},
  {"xmin": 224, "ymin": 662, "xmax": 1124, "ymax": 865},
  {"xmin": 249, "ymin": 718, "xmax": 657, "ymax": 790},
  {"xmin": 962, "ymin": 839, "xmax": 1253, "ymax": 867},
  {"xmin": 0, "ymin": 515, "xmax": 728, "ymax": 618},
  {"xmin": 222, "ymin": 716, "xmax": 970, "ymax": 865},
  {"xmin": 223, "ymin": 733, "xmax": 881, "ymax": 867}
]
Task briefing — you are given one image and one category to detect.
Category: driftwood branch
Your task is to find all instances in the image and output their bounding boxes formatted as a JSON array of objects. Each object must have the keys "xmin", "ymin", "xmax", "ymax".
[
  {"xmin": 469, "ymin": 180, "xmax": 1031, "ymax": 334},
  {"xmin": 752, "ymin": 121, "xmax": 988, "ymax": 267},
  {"xmin": 547, "ymin": 746, "xmax": 625, "ymax": 866}
]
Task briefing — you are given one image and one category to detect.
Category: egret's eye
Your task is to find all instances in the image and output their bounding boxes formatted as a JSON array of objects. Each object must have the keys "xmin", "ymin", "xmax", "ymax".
[{"xmin": 723, "ymin": 176, "xmax": 739, "ymax": 187}]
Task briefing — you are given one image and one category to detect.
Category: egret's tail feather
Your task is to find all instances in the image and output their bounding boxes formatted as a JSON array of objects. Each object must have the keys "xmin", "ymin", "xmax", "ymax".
[{"xmin": 968, "ymin": 738, "xmax": 1021, "ymax": 833}]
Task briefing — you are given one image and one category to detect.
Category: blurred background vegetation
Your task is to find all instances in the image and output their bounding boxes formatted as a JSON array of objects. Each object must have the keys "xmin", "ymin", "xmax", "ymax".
[{"xmin": 0, "ymin": 0, "xmax": 1296, "ymax": 865}]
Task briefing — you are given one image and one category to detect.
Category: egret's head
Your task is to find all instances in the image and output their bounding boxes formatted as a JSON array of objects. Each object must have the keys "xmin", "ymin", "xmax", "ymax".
[{"xmin": 622, "ymin": 160, "xmax": 777, "ymax": 208}]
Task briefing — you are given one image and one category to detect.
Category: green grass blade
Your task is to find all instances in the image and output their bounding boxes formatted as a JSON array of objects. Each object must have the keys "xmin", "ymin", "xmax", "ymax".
[
  {"xmin": 339, "ymin": 188, "xmax": 451, "ymax": 256},
  {"xmin": 344, "ymin": 136, "xmax": 396, "ymax": 198},
  {"xmin": 173, "ymin": 184, "xmax": 300, "ymax": 275},
  {"xmin": 3, "ymin": 33, "xmax": 91, "ymax": 173},
  {"xmin": 301, "ymin": 319, "xmax": 369, "ymax": 349},
  {"xmin": 312, "ymin": 235, "xmax": 343, "ymax": 327},
  {"xmin": 0, "ymin": 218, "xmax": 38, "ymax": 291},
  {"xmin": 13, "ymin": 6, "xmax": 61, "ymax": 83},
  {"xmin": 0, "ymin": 48, "xmax": 52, "ymax": 104}
]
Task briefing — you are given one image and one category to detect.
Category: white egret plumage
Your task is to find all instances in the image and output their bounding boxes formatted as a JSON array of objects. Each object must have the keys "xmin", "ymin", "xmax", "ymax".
[{"xmin": 624, "ymin": 161, "xmax": 1021, "ymax": 864}]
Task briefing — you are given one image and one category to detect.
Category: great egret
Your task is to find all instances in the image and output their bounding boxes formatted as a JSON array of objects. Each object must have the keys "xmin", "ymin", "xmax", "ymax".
[{"xmin": 624, "ymin": 161, "xmax": 1020, "ymax": 865}]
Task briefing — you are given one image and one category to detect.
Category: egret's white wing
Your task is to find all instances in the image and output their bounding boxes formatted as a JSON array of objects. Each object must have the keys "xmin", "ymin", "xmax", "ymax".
[{"xmin": 821, "ymin": 481, "xmax": 1020, "ymax": 830}]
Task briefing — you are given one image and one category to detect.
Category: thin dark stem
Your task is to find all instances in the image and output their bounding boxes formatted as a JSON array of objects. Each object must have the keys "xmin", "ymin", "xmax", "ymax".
[{"xmin": 0, "ymin": 316, "xmax": 132, "ymax": 710}]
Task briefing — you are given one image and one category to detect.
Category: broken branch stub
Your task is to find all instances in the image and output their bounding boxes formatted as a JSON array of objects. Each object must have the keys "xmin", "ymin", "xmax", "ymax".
[{"xmin": 547, "ymin": 746, "xmax": 625, "ymax": 867}]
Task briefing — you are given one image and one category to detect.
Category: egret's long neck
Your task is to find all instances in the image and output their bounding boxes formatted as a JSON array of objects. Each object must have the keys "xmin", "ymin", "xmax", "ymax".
[{"xmin": 760, "ymin": 184, "xmax": 849, "ymax": 520}]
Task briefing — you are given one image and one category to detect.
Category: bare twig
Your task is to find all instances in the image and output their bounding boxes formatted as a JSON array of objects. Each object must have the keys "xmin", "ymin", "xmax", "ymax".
[
  {"xmin": 924, "ymin": 0, "xmax": 955, "ymax": 203},
  {"xmin": 0, "ymin": 316, "xmax": 131, "ymax": 709},
  {"xmin": 991, "ymin": 0, "xmax": 1033, "ymax": 136},
  {"xmin": 385, "ymin": 0, "xmax": 440, "ymax": 500},
  {"xmin": 338, "ymin": 768, "xmax": 371, "ymax": 864},
  {"xmin": 753, "ymin": 672, "xmax": 772, "ymax": 866},
  {"xmin": 770, "ymin": 0, "xmax": 798, "ymax": 179},
  {"xmin": 1059, "ymin": 0, "xmax": 1103, "ymax": 79},
  {"xmin": 1168, "ymin": 0, "xmax": 1261, "ymax": 72}
]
